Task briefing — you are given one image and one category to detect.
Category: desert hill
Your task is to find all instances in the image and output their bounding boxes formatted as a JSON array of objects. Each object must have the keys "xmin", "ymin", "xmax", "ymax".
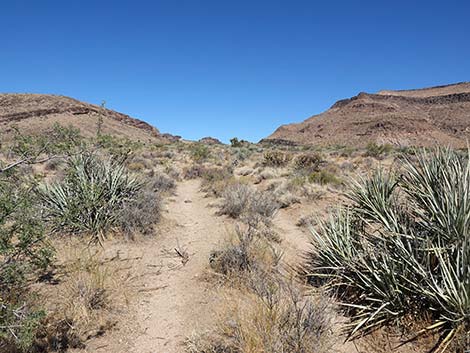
[
  {"xmin": 262, "ymin": 82, "xmax": 470, "ymax": 147},
  {"xmin": 0, "ymin": 93, "xmax": 164, "ymax": 142}
]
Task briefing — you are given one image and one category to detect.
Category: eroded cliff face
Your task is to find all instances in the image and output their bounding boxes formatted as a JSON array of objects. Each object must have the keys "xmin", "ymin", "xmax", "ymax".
[{"xmin": 262, "ymin": 82, "xmax": 470, "ymax": 148}]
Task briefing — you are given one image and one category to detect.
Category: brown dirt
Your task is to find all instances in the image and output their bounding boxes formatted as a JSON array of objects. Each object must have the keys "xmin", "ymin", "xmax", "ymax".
[
  {"xmin": 70, "ymin": 179, "xmax": 430, "ymax": 353},
  {"xmin": 0, "ymin": 93, "xmax": 170, "ymax": 142},
  {"xmin": 73, "ymin": 179, "xmax": 230, "ymax": 353},
  {"xmin": 263, "ymin": 82, "xmax": 470, "ymax": 148}
]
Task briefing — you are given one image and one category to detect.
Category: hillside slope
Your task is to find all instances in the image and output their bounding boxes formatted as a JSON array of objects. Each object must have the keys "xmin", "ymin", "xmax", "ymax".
[
  {"xmin": 0, "ymin": 94, "xmax": 163, "ymax": 142},
  {"xmin": 263, "ymin": 82, "xmax": 470, "ymax": 147}
]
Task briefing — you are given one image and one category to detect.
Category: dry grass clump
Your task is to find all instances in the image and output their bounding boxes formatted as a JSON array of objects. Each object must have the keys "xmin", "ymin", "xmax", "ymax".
[
  {"xmin": 36, "ymin": 244, "xmax": 130, "ymax": 351},
  {"xmin": 296, "ymin": 213, "xmax": 317, "ymax": 228},
  {"xmin": 218, "ymin": 184, "xmax": 279, "ymax": 222},
  {"xmin": 364, "ymin": 142, "xmax": 394, "ymax": 159},
  {"xmin": 268, "ymin": 181, "xmax": 301, "ymax": 208},
  {"xmin": 187, "ymin": 276, "xmax": 335, "ymax": 353},
  {"xmin": 209, "ymin": 225, "xmax": 282, "ymax": 278},
  {"xmin": 235, "ymin": 166, "xmax": 253, "ymax": 176},
  {"xmin": 118, "ymin": 189, "xmax": 162, "ymax": 238},
  {"xmin": 200, "ymin": 166, "xmax": 235, "ymax": 197},
  {"xmin": 118, "ymin": 170, "xmax": 175, "ymax": 237}
]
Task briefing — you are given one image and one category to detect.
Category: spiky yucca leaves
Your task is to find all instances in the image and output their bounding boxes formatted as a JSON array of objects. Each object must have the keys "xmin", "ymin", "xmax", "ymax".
[
  {"xmin": 306, "ymin": 148, "xmax": 470, "ymax": 351},
  {"xmin": 402, "ymin": 148, "xmax": 470, "ymax": 242},
  {"xmin": 40, "ymin": 153, "xmax": 142, "ymax": 242}
]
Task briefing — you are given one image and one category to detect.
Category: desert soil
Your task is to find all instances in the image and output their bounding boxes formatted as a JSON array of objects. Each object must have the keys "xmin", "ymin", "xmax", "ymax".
[
  {"xmin": 73, "ymin": 180, "xmax": 420, "ymax": 353},
  {"xmin": 75, "ymin": 179, "xmax": 229, "ymax": 353}
]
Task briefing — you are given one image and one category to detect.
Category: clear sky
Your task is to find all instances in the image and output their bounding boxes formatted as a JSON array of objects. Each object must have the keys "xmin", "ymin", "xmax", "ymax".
[{"xmin": 1, "ymin": 1, "xmax": 469, "ymax": 142}]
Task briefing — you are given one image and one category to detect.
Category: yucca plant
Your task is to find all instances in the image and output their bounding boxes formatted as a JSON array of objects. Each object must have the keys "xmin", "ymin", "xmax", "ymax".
[
  {"xmin": 40, "ymin": 153, "xmax": 142, "ymax": 243},
  {"xmin": 306, "ymin": 147, "xmax": 470, "ymax": 351}
]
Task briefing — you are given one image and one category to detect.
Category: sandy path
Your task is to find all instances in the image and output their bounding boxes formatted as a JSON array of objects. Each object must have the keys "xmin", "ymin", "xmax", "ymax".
[{"xmin": 128, "ymin": 179, "xmax": 228, "ymax": 353}]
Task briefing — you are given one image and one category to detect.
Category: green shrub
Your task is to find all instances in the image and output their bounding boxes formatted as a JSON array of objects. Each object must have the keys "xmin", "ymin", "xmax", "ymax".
[
  {"xmin": 306, "ymin": 147, "xmax": 470, "ymax": 351},
  {"xmin": 292, "ymin": 153, "xmax": 323, "ymax": 173},
  {"xmin": 190, "ymin": 144, "xmax": 210, "ymax": 162},
  {"xmin": 308, "ymin": 170, "xmax": 341, "ymax": 185},
  {"xmin": 262, "ymin": 150, "xmax": 291, "ymax": 167},
  {"xmin": 230, "ymin": 137, "xmax": 243, "ymax": 148},
  {"xmin": 364, "ymin": 142, "xmax": 393, "ymax": 158},
  {"xmin": 40, "ymin": 153, "xmax": 142, "ymax": 243},
  {"xmin": 0, "ymin": 173, "xmax": 53, "ymax": 351}
]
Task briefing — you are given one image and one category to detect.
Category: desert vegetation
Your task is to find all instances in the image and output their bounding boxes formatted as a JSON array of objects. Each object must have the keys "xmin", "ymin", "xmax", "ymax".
[
  {"xmin": 305, "ymin": 147, "xmax": 470, "ymax": 352},
  {"xmin": 1, "ymin": 120, "xmax": 468, "ymax": 353},
  {"xmin": 0, "ymin": 125, "xmax": 171, "ymax": 351}
]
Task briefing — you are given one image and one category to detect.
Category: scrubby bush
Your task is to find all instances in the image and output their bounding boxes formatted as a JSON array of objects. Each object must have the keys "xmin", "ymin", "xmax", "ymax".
[
  {"xmin": 200, "ymin": 166, "xmax": 234, "ymax": 197},
  {"xmin": 118, "ymin": 189, "xmax": 162, "ymax": 238},
  {"xmin": 190, "ymin": 144, "xmax": 211, "ymax": 162},
  {"xmin": 219, "ymin": 184, "xmax": 253, "ymax": 219},
  {"xmin": 231, "ymin": 147, "xmax": 252, "ymax": 162},
  {"xmin": 147, "ymin": 171, "xmax": 176, "ymax": 193},
  {"xmin": 262, "ymin": 150, "xmax": 291, "ymax": 167},
  {"xmin": 292, "ymin": 152, "xmax": 323, "ymax": 174},
  {"xmin": 306, "ymin": 147, "xmax": 470, "ymax": 351},
  {"xmin": 308, "ymin": 170, "xmax": 341, "ymax": 185},
  {"xmin": 209, "ymin": 223, "xmax": 282, "ymax": 280},
  {"xmin": 187, "ymin": 274, "xmax": 334, "ymax": 353},
  {"xmin": 219, "ymin": 184, "xmax": 279, "ymax": 222},
  {"xmin": 183, "ymin": 164, "xmax": 207, "ymax": 179},
  {"xmin": 364, "ymin": 142, "xmax": 393, "ymax": 158},
  {"xmin": 40, "ymin": 153, "xmax": 142, "ymax": 243},
  {"xmin": 0, "ymin": 173, "xmax": 53, "ymax": 351}
]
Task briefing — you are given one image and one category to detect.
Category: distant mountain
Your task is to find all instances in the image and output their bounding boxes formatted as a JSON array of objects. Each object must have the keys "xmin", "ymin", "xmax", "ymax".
[
  {"xmin": 0, "ymin": 93, "xmax": 166, "ymax": 142},
  {"xmin": 262, "ymin": 82, "xmax": 470, "ymax": 148}
]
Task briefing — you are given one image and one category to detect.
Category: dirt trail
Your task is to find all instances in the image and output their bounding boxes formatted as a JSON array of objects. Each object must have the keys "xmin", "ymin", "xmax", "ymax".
[
  {"xmin": 73, "ymin": 179, "xmax": 228, "ymax": 353},
  {"xmin": 78, "ymin": 180, "xmax": 410, "ymax": 353},
  {"xmin": 124, "ymin": 179, "xmax": 228, "ymax": 353}
]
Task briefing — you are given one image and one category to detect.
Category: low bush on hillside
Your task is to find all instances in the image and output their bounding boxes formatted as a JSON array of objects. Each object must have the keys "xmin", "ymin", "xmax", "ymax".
[
  {"xmin": 292, "ymin": 152, "xmax": 323, "ymax": 174},
  {"xmin": 147, "ymin": 171, "xmax": 176, "ymax": 193},
  {"xmin": 364, "ymin": 142, "xmax": 393, "ymax": 158},
  {"xmin": 262, "ymin": 150, "xmax": 291, "ymax": 167},
  {"xmin": 190, "ymin": 144, "xmax": 211, "ymax": 162},
  {"xmin": 308, "ymin": 170, "xmax": 341, "ymax": 185},
  {"xmin": 305, "ymin": 147, "xmax": 470, "ymax": 351},
  {"xmin": 182, "ymin": 164, "xmax": 208, "ymax": 179},
  {"xmin": 118, "ymin": 189, "xmax": 162, "ymax": 238}
]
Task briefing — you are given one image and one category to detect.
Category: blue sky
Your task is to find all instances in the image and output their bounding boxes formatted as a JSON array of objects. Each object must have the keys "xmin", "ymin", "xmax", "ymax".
[{"xmin": 1, "ymin": 1, "xmax": 469, "ymax": 142}]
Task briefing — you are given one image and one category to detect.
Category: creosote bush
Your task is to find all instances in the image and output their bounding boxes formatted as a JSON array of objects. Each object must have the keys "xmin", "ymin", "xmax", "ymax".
[
  {"xmin": 308, "ymin": 170, "xmax": 341, "ymax": 186},
  {"xmin": 0, "ymin": 173, "xmax": 53, "ymax": 351},
  {"xmin": 305, "ymin": 147, "xmax": 470, "ymax": 352},
  {"xmin": 262, "ymin": 150, "xmax": 291, "ymax": 167},
  {"xmin": 292, "ymin": 153, "xmax": 323, "ymax": 174},
  {"xmin": 364, "ymin": 142, "xmax": 393, "ymax": 158}
]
